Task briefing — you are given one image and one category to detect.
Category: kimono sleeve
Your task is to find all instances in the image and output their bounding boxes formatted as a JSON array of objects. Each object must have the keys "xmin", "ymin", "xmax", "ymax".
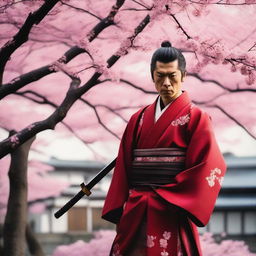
[
  {"xmin": 155, "ymin": 107, "xmax": 227, "ymax": 227},
  {"xmin": 101, "ymin": 109, "xmax": 144, "ymax": 224}
]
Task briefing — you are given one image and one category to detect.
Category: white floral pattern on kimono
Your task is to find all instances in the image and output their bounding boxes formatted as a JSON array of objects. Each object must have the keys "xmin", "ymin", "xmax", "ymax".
[
  {"xmin": 144, "ymin": 231, "xmax": 170, "ymax": 255},
  {"xmin": 147, "ymin": 235, "xmax": 156, "ymax": 248},
  {"xmin": 161, "ymin": 250, "xmax": 169, "ymax": 256},
  {"xmin": 171, "ymin": 114, "xmax": 190, "ymax": 126},
  {"xmin": 159, "ymin": 238, "xmax": 168, "ymax": 249},
  {"xmin": 147, "ymin": 231, "xmax": 172, "ymax": 255},
  {"xmin": 206, "ymin": 168, "xmax": 224, "ymax": 187}
]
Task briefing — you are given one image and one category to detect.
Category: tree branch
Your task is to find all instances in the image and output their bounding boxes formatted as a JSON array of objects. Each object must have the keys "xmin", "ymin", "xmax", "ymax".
[
  {"xmin": 26, "ymin": 223, "xmax": 45, "ymax": 256},
  {"xmin": 188, "ymin": 72, "xmax": 256, "ymax": 92},
  {"xmin": 0, "ymin": 0, "xmax": 60, "ymax": 85},
  {"xmin": 94, "ymin": 104, "xmax": 129, "ymax": 123},
  {"xmin": 0, "ymin": 0, "xmax": 126, "ymax": 100},
  {"xmin": 60, "ymin": 0, "xmax": 102, "ymax": 20},
  {"xmin": 131, "ymin": 0, "xmax": 151, "ymax": 10},
  {"xmin": 14, "ymin": 90, "xmax": 58, "ymax": 107},
  {"xmin": 14, "ymin": 90, "xmax": 103, "ymax": 158},
  {"xmin": 170, "ymin": 14, "xmax": 192, "ymax": 40},
  {"xmin": 248, "ymin": 42, "xmax": 256, "ymax": 52},
  {"xmin": 193, "ymin": 101, "xmax": 256, "ymax": 140},
  {"xmin": 188, "ymin": 0, "xmax": 256, "ymax": 5},
  {"xmin": 0, "ymin": 12, "xmax": 151, "ymax": 158},
  {"xmin": 80, "ymin": 98, "xmax": 121, "ymax": 140},
  {"xmin": 15, "ymin": 89, "xmax": 125, "ymax": 139},
  {"xmin": 3, "ymin": 131, "xmax": 36, "ymax": 256},
  {"xmin": 98, "ymin": 78, "xmax": 157, "ymax": 94}
]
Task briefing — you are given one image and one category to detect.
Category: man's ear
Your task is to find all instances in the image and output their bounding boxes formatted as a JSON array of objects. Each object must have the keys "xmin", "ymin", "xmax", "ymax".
[{"xmin": 181, "ymin": 71, "xmax": 187, "ymax": 82}]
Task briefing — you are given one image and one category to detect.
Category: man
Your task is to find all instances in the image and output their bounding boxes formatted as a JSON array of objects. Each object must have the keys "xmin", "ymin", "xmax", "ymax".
[{"xmin": 102, "ymin": 41, "xmax": 226, "ymax": 256}]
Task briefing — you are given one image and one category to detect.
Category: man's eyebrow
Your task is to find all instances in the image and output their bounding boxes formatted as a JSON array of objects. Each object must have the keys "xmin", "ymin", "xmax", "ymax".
[{"xmin": 156, "ymin": 71, "xmax": 177, "ymax": 75}]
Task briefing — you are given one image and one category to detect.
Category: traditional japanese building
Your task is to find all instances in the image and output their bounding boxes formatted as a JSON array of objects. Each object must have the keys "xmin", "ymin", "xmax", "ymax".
[
  {"xmin": 200, "ymin": 153, "xmax": 256, "ymax": 235},
  {"xmin": 199, "ymin": 153, "xmax": 256, "ymax": 251},
  {"xmin": 29, "ymin": 157, "xmax": 113, "ymax": 234}
]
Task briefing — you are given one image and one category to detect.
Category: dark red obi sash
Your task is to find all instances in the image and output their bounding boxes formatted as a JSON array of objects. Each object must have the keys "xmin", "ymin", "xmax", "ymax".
[{"xmin": 130, "ymin": 147, "xmax": 186, "ymax": 187}]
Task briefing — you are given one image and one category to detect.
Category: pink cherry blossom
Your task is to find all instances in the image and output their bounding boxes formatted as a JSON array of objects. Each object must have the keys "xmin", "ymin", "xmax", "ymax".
[
  {"xmin": 9, "ymin": 134, "xmax": 20, "ymax": 147},
  {"xmin": 1, "ymin": 4, "xmax": 256, "ymax": 254}
]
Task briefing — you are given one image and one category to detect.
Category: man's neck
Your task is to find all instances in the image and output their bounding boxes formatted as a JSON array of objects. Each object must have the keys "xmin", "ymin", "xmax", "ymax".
[
  {"xmin": 160, "ymin": 91, "xmax": 182, "ymax": 108},
  {"xmin": 159, "ymin": 97, "xmax": 165, "ymax": 111}
]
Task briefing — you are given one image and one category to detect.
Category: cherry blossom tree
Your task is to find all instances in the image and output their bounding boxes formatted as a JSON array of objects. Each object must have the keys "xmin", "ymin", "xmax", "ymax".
[
  {"xmin": 0, "ymin": 0, "xmax": 256, "ymax": 255},
  {"xmin": 0, "ymin": 131, "xmax": 68, "ymax": 255},
  {"xmin": 0, "ymin": 0, "xmax": 256, "ymax": 156}
]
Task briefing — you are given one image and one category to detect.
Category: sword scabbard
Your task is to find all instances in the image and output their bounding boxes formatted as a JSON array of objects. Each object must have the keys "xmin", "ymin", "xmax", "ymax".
[{"xmin": 54, "ymin": 158, "xmax": 116, "ymax": 219}]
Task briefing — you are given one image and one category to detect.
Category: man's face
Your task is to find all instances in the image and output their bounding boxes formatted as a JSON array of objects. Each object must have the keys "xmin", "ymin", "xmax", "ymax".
[{"xmin": 153, "ymin": 60, "xmax": 185, "ymax": 104}]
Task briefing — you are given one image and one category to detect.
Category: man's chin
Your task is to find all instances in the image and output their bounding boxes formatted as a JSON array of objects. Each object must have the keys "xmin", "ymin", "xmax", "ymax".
[
  {"xmin": 161, "ymin": 93, "xmax": 176, "ymax": 101},
  {"xmin": 160, "ymin": 95, "xmax": 174, "ymax": 105}
]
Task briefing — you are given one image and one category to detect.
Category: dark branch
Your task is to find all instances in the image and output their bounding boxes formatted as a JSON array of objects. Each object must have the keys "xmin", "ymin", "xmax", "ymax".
[
  {"xmin": 80, "ymin": 98, "xmax": 121, "ymax": 140},
  {"xmin": 60, "ymin": 120, "xmax": 103, "ymax": 159},
  {"xmin": 98, "ymin": 78, "xmax": 156, "ymax": 94},
  {"xmin": 170, "ymin": 14, "xmax": 192, "ymax": 40},
  {"xmin": 15, "ymin": 90, "xmax": 127, "ymax": 140},
  {"xmin": 105, "ymin": 15, "xmax": 150, "ymax": 69},
  {"xmin": 60, "ymin": 1, "xmax": 102, "ymax": 20},
  {"xmin": 188, "ymin": 0, "xmax": 256, "ymax": 5},
  {"xmin": 94, "ymin": 104, "xmax": 129, "ymax": 123},
  {"xmin": 0, "ymin": 12, "xmax": 151, "ymax": 158},
  {"xmin": 248, "ymin": 42, "xmax": 256, "ymax": 52},
  {"xmin": 193, "ymin": 101, "xmax": 256, "ymax": 140},
  {"xmin": 14, "ymin": 90, "xmax": 58, "ymax": 107},
  {"xmin": 188, "ymin": 72, "xmax": 256, "ymax": 92},
  {"xmin": 0, "ymin": 0, "xmax": 60, "ymax": 85},
  {"xmin": 131, "ymin": 0, "xmax": 151, "ymax": 10},
  {"xmin": 14, "ymin": 90, "xmax": 103, "ymax": 157},
  {"xmin": 209, "ymin": 104, "xmax": 256, "ymax": 140},
  {"xmin": 0, "ymin": 0, "xmax": 126, "ymax": 100}
]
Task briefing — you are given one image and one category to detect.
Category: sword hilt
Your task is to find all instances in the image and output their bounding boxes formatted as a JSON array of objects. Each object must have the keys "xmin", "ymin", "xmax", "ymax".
[{"xmin": 80, "ymin": 182, "xmax": 91, "ymax": 196}]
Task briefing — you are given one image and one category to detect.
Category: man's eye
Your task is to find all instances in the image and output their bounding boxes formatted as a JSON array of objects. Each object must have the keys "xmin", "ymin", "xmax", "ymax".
[{"xmin": 169, "ymin": 75, "xmax": 177, "ymax": 79}]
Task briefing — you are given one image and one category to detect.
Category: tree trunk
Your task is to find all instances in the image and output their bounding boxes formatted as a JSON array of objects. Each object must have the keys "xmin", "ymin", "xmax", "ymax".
[
  {"xmin": 0, "ymin": 223, "xmax": 3, "ymax": 255},
  {"xmin": 26, "ymin": 223, "xmax": 45, "ymax": 256},
  {"xmin": 3, "ymin": 131, "xmax": 35, "ymax": 256}
]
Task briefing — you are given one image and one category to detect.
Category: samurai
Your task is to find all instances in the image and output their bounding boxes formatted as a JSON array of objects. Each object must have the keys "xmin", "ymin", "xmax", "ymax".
[{"xmin": 102, "ymin": 40, "xmax": 227, "ymax": 256}]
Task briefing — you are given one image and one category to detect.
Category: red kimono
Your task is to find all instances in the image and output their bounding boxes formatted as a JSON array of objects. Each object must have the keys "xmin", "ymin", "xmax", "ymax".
[{"xmin": 102, "ymin": 91, "xmax": 226, "ymax": 256}]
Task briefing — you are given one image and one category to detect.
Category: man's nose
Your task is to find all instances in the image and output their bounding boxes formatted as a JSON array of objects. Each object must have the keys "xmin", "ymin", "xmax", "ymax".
[{"xmin": 163, "ymin": 76, "xmax": 171, "ymax": 88}]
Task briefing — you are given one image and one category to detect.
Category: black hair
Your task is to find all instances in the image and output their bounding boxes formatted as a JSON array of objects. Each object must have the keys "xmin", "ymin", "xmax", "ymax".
[{"xmin": 150, "ymin": 40, "xmax": 186, "ymax": 80}]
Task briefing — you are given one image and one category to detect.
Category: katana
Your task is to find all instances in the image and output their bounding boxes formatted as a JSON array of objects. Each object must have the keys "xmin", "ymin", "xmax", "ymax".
[{"xmin": 54, "ymin": 158, "xmax": 116, "ymax": 219}]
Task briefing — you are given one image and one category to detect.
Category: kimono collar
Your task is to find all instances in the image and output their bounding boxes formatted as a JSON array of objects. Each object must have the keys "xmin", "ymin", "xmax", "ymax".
[
  {"xmin": 137, "ymin": 91, "xmax": 191, "ymax": 148},
  {"xmin": 155, "ymin": 92, "xmax": 183, "ymax": 122}
]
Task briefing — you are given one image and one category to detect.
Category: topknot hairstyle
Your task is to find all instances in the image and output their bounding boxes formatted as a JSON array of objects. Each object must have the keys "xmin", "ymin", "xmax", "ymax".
[
  {"xmin": 161, "ymin": 41, "xmax": 172, "ymax": 47},
  {"xmin": 150, "ymin": 40, "xmax": 186, "ymax": 80}
]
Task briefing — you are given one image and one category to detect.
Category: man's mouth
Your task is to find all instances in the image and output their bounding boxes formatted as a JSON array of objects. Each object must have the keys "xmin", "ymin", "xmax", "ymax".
[{"xmin": 161, "ymin": 90, "xmax": 173, "ymax": 94}]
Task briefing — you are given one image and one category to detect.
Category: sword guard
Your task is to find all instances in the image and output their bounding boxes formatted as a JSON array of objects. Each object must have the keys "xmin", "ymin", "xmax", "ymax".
[{"xmin": 80, "ymin": 183, "xmax": 92, "ymax": 196}]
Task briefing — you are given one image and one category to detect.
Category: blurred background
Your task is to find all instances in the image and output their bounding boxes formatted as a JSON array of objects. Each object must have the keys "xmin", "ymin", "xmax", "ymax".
[{"xmin": 0, "ymin": 0, "xmax": 256, "ymax": 255}]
